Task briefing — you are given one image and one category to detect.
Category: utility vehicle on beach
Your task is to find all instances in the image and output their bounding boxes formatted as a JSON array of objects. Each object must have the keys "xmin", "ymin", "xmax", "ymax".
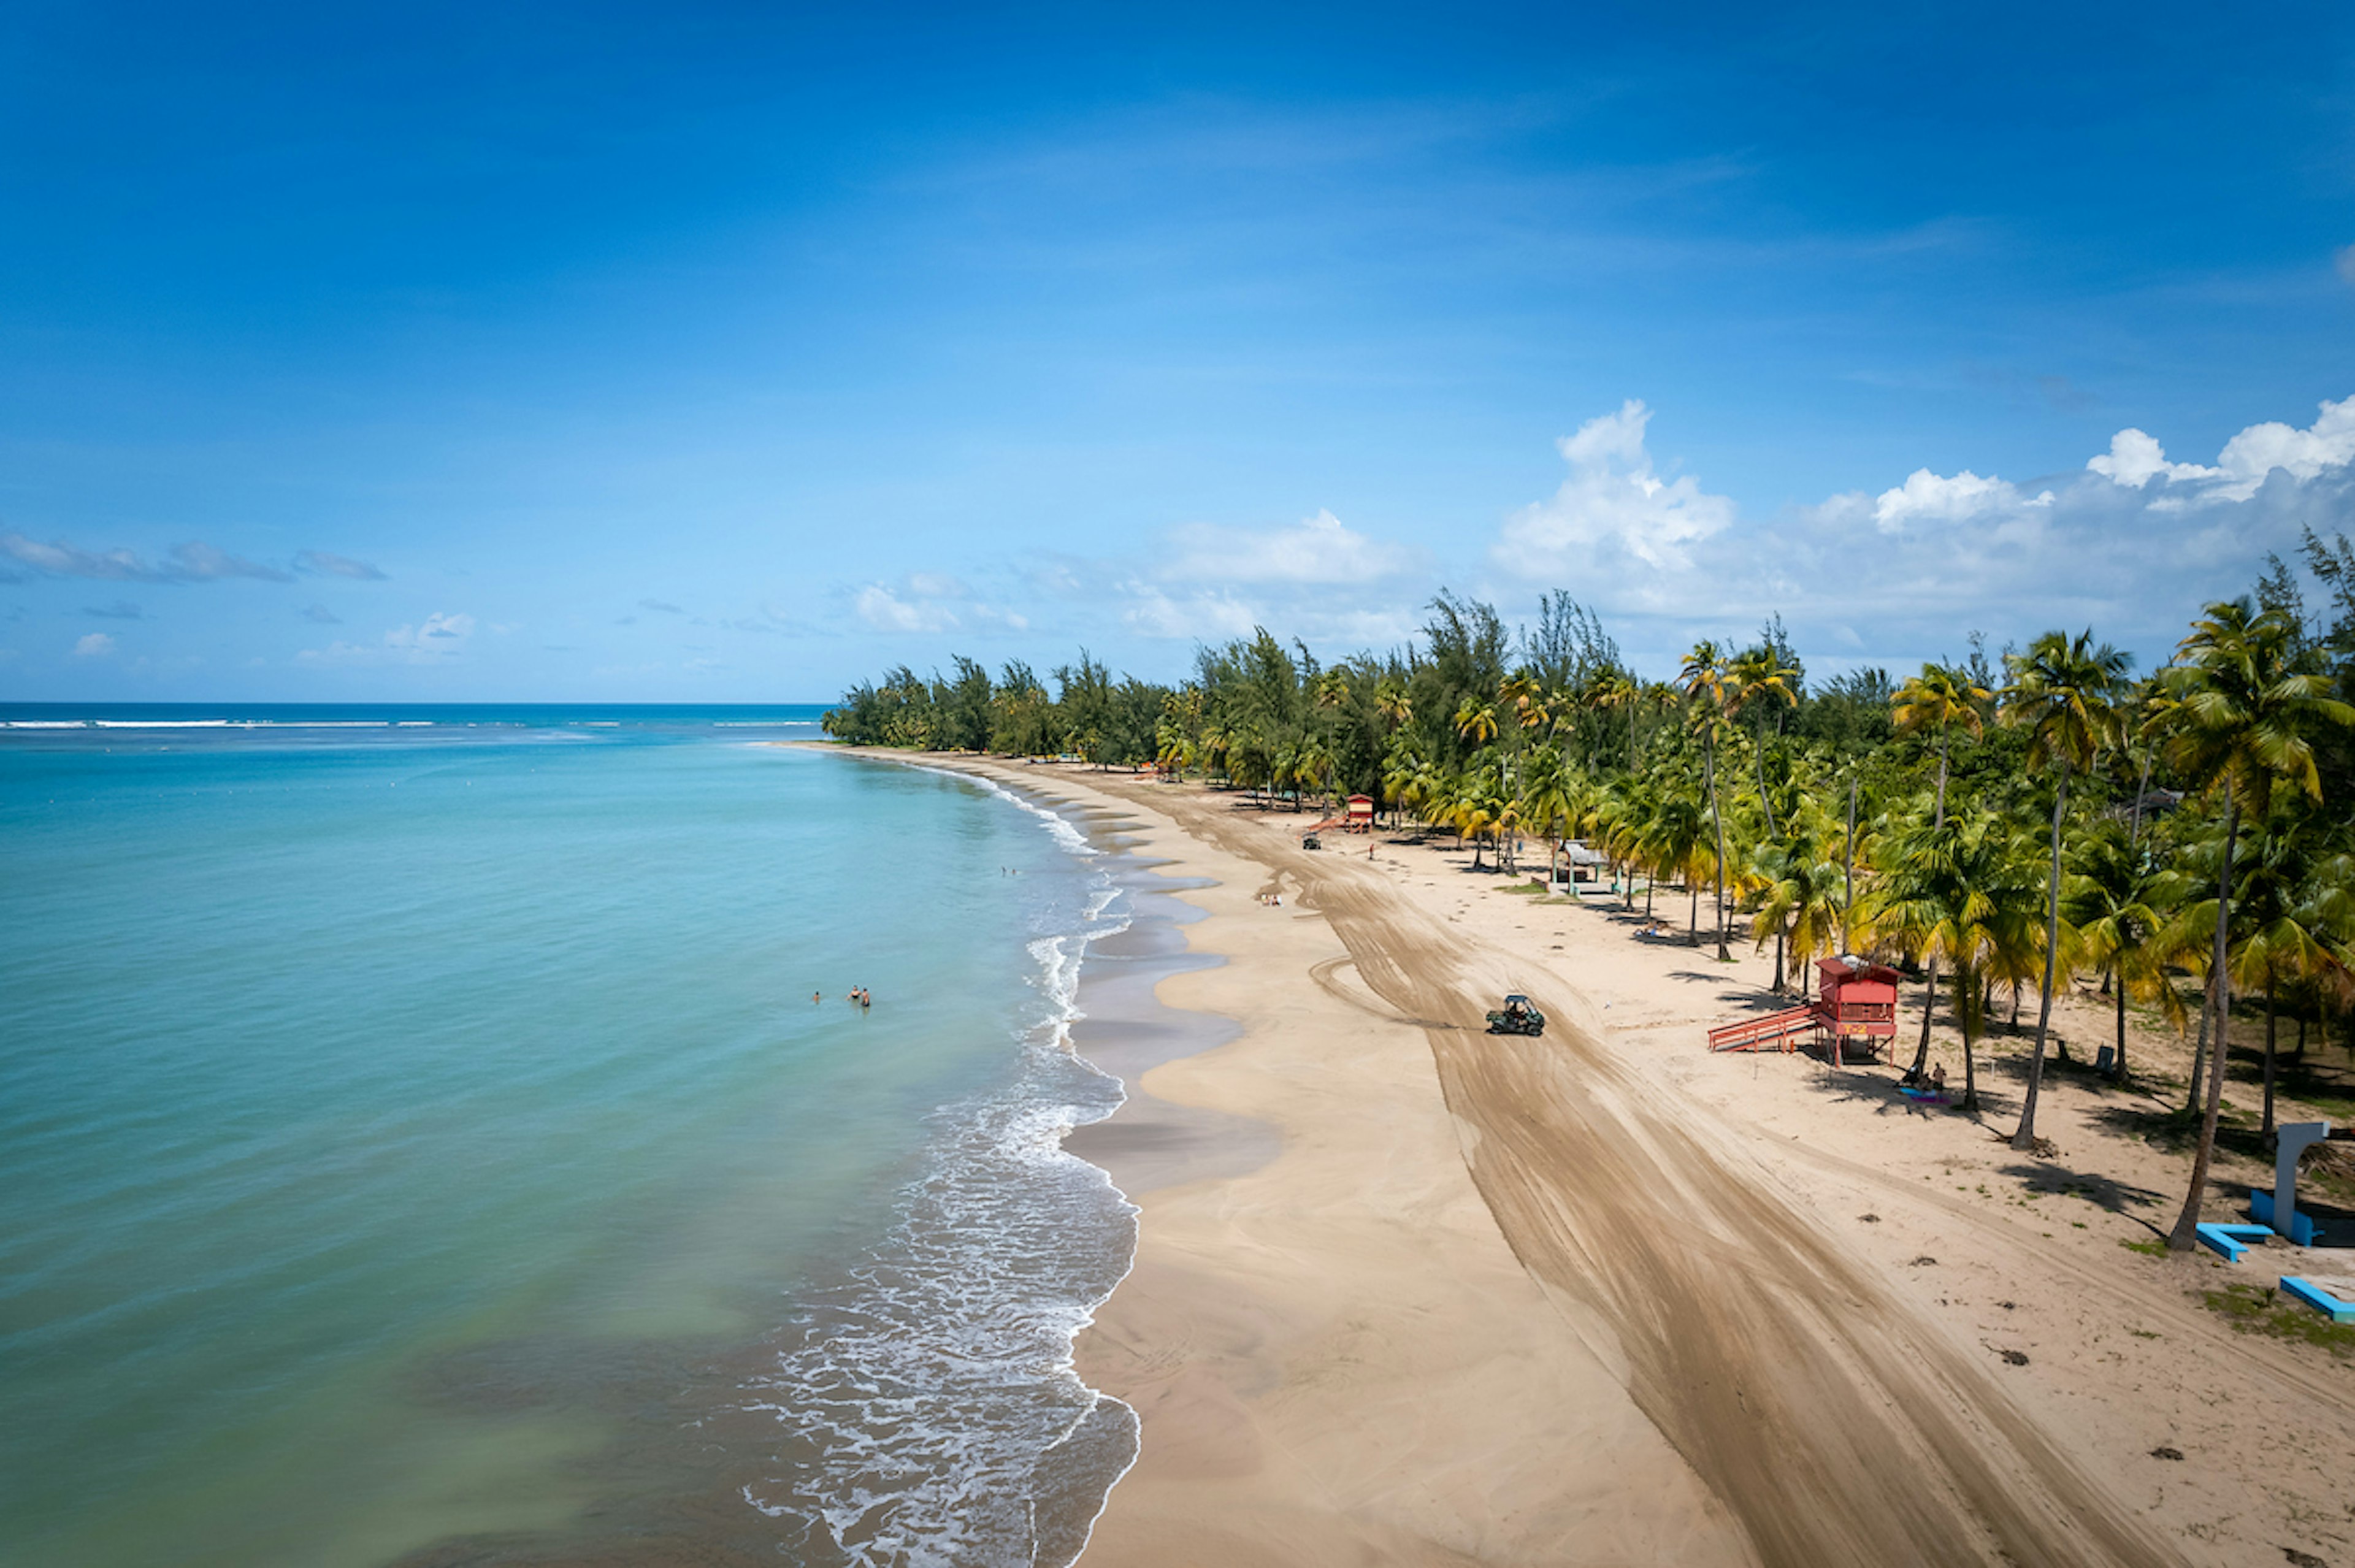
[{"xmin": 1486, "ymin": 995, "xmax": 1545, "ymax": 1036}]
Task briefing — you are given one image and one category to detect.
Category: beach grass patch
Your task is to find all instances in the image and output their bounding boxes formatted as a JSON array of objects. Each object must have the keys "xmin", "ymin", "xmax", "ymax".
[
  {"xmin": 2121, "ymin": 1237, "xmax": 2169, "ymax": 1258},
  {"xmin": 2200, "ymin": 1282, "xmax": 2355, "ymax": 1358}
]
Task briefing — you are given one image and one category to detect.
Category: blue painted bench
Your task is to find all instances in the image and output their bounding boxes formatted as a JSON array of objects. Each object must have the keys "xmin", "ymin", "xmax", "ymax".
[
  {"xmin": 2195, "ymin": 1222, "xmax": 2273, "ymax": 1263},
  {"xmin": 2280, "ymin": 1277, "xmax": 2355, "ymax": 1323}
]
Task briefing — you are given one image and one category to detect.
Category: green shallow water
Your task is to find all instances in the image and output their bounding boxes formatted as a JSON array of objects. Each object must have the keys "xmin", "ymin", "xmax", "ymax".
[{"xmin": 0, "ymin": 725, "xmax": 1135, "ymax": 1566}]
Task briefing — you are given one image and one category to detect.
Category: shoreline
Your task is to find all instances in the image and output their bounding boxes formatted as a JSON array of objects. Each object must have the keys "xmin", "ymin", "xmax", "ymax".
[{"xmin": 887, "ymin": 753, "xmax": 1753, "ymax": 1566}]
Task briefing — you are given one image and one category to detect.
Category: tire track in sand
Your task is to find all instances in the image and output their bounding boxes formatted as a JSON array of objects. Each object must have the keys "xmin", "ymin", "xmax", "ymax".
[{"xmin": 1117, "ymin": 787, "xmax": 2179, "ymax": 1568}]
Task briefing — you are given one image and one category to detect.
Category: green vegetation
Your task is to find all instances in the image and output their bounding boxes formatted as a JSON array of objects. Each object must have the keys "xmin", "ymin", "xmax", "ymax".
[
  {"xmin": 829, "ymin": 538, "xmax": 2355, "ymax": 1250},
  {"xmin": 2203, "ymin": 1283, "xmax": 2355, "ymax": 1356}
]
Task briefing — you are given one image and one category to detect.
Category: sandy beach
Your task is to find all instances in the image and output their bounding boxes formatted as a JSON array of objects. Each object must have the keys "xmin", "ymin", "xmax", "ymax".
[{"xmin": 916, "ymin": 754, "xmax": 2355, "ymax": 1568}]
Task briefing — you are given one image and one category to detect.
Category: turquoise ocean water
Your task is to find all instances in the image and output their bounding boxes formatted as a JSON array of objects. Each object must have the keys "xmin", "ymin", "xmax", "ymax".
[{"xmin": 0, "ymin": 707, "xmax": 1139, "ymax": 1566}]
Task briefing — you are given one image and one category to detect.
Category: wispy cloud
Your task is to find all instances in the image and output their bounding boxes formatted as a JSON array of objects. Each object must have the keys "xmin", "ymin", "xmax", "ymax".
[
  {"xmin": 639, "ymin": 597, "xmax": 685, "ymax": 614},
  {"xmin": 297, "ymin": 611, "xmax": 477, "ymax": 667},
  {"xmin": 851, "ymin": 576, "xmax": 1027, "ymax": 635},
  {"xmin": 302, "ymin": 603, "xmax": 342, "ymax": 624},
  {"xmin": 295, "ymin": 550, "xmax": 388, "ymax": 581},
  {"xmin": 2, "ymin": 533, "xmax": 292, "ymax": 584},
  {"xmin": 73, "ymin": 632, "xmax": 116, "ymax": 657},
  {"xmin": 855, "ymin": 583, "xmax": 959, "ymax": 633},
  {"xmin": 82, "ymin": 601, "xmax": 144, "ymax": 620}
]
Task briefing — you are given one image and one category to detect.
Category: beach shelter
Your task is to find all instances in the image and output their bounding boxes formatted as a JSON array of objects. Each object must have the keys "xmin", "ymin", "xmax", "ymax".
[{"xmin": 1346, "ymin": 794, "xmax": 1376, "ymax": 832}]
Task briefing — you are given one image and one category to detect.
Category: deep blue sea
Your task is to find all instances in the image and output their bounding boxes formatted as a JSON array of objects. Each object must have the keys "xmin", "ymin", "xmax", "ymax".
[{"xmin": 0, "ymin": 706, "xmax": 1139, "ymax": 1567}]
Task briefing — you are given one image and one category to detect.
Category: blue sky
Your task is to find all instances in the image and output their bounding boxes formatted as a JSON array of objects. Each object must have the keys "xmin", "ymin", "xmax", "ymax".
[{"xmin": 3, "ymin": 1, "xmax": 2352, "ymax": 700}]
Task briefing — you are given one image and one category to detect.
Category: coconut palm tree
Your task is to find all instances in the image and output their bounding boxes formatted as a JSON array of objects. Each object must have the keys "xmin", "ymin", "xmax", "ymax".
[
  {"xmin": 2161, "ymin": 599, "xmax": 2355, "ymax": 1253},
  {"xmin": 2001, "ymin": 629, "xmax": 2132, "ymax": 1150},
  {"xmin": 2220, "ymin": 804, "xmax": 2348, "ymax": 1137},
  {"xmin": 1753, "ymin": 814, "xmax": 1848, "ymax": 999},
  {"xmin": 1593, "ymin": 670, "xmax": 1641, "ymax": 769},
  {"xmin": 1891, "ymin": 661, "xmax": 1991, "ymax": 1081},
  {"xmin": 1679, "ymin": 640, "xmax": 1735, "ymax": 960},
  {"xmin": 1520, "ymin": 746, "xmax": 1579, "ymax": 881},
  {"xmin": 1727, "ymin": 644, "xmax": 1801, "ymax": 838},
  {"xmin": 2062, "ymin": 825, "xmax": 2183, "ymax": 1085},
  {"xmin": 1870, "ymin": 806, "xmax": 2043, "ymax": 1113},
  {"xmin": 1455, "ymin": 697, "xmax": 1498, "ymax": 751},
  {"xmin": 1641, "ymin": 785, "xmax": 1714, "ymax": 944}
]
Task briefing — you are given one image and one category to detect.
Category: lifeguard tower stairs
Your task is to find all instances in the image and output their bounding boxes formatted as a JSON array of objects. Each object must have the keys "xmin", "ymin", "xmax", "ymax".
[{"xmin": 1707, "ymin": 957, "xmax": 1902, "ymax": 1065}]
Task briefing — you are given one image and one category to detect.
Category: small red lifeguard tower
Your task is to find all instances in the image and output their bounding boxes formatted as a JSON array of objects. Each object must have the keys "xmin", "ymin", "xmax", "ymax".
[
  {"xmin": 1345, "ymin": 794, "xmax": 1376, "ymax": 832},
  {"xmin": 1706, "ymin": 956, "xmax": 1902, "ymax": 1065}
]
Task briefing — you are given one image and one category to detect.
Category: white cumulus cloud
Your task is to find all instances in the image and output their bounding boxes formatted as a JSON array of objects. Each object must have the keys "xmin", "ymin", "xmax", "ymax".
[
  {"xmin": 1495, "ymin": 400, "xmax": 1736, "ymax": 575},
  {"xmin": 1485, "ymin": 391, "xmax": 2355, "ymax": 670},
  {"xmin": 73, "ymin": 632, "xmax": 115, "ymax": 657},
  {"xmin": 1870, "ymin": 468, "xmax": 2051, "ymax": 532},
  {"xmin": 2089, "ymin": 396, "xmax": 2355, "ymax": 503}
]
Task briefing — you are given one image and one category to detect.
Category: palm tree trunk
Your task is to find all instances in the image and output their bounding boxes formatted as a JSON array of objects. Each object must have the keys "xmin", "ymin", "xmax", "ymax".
[
  {"xmin": 2169, "ymin": 788, "xmax": 2241, "ymax": 1252},
  {"xmin": 1906, "ymin": 958, "xmax": 1940, "ymax": 1084},
  {"xmin": 1772, "ymin": 928, "xmax": 1786, "ymax": 993},
  {"xmin": 2129, "ymin": 748, "xmax": 2152, "ymax": 850},
  {"xmin": 1842, "ymin": 774, "xmax": 1858, "ymax": 952},
  {"xmin": 1704, "ymin": 735, "xmax": 1730, "ymax": 962},
  {"xmin": 2013, "ymin": 762, "xmax": 2070, "ymax": 1148},
  {"xmin": 1688, "ymin": 882, "xmax": 1698, "ymax": 947},
  {"xmin": 1753, "ymin": 721, "xmax": 1778, "ymax": 839},
  {"xmin": 1958, "ymin": 971, "xmax": 1980, "ymax": 1113},
  {"xmin": 2186, "ymin": 980, "xmax": 2211, "ymax": 1115},
  {"xmin": 2261, "ymin": 985, "xmax": 2278, "ymax": 1140},
  {"xmin": 2113, "ymin": 979, "xmax": 2128, "ymax": 1083}
]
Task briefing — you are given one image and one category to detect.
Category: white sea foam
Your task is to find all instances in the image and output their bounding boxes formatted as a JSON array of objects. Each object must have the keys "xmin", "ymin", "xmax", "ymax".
[{"xmin": 738, "ymin": 775, "xmax": 1141, "ymax": 1567}]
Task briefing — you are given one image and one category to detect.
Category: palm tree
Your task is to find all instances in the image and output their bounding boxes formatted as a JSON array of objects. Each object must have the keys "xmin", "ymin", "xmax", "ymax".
[
  {"xmin": 2062, "ymin": 826, "xmax": 2183, "ymax": 1085},
  {"xmin": 1727, "ymin": 645, "xmax": 1800, "ymax": 838},
  {"xmin": 2161, "ymin": 599, "xmax": 2355, "ymax": 1253},
  {"xmin": 1593, "ymin": 670, "xmax": 1641, "ymax": 768},
  {"xmin": 1679, "ymin": 640, "xmax": 1734, "ymax": 961},
  {"xmin": 1455, "ymin": 697, "xmax": 1498, "ymax": 749},
  {"xmin": 1871, "ymin": 806, "xmax": 2042, "ymax": 1112},
  {"xmin": 2223, "ymin": 805, "xmax": 2346, "ymax": 1137},
  {"xmin": 1891, "ymin": 662, "xmax": 1991, "ymax": 1082},
  {"xmin": 2001, "ymin": 629, "xmax": 2132, "ymax": 1150},
  {"xmin": 1641, "ymin": 785, "xmax": 1713, "ymax": 944},
  {"xmin": 1753, "ymin": 816, "xmax": 1848, "ymax": 1000},
  {"xmin": 1520, "ymin": 747, "xmax": 1579, "ymax": 881}
]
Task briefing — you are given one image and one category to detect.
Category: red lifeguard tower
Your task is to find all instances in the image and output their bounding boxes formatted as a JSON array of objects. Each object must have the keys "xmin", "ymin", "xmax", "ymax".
[
  {"xmin": 1706, "ymin": 956, "xmax": 1902, "ymax": 1065},
  {"xmin": 1345, "ymin": 794, "xmax": 1376, "ymax": 832}
]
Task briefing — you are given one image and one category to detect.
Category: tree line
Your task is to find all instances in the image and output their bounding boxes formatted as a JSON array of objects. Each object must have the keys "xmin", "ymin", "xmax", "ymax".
[{"xmin": 825, "ymin": 532, "xmax": 2355, "ymax": 1254}]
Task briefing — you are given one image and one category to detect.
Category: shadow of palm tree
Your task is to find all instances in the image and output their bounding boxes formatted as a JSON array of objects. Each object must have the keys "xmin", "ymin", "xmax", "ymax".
[{"xmin": 1989, "ymin": 1160, "xmax": 2167, "ymax": 1218}]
